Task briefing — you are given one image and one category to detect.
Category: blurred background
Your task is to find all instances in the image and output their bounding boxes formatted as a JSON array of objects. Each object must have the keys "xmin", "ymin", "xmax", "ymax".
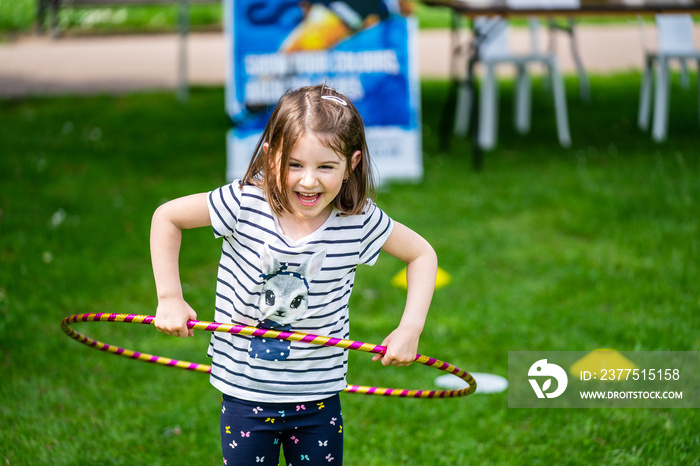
[{"xmin": 1, "ymin": 1, "xmax": 698, "ymax": 464}]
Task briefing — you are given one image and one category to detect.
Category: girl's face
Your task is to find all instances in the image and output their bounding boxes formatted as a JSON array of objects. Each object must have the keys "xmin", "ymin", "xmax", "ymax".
[{"xmin": 282, "ymin": 133, "xmax": 359, "ymax": 220}]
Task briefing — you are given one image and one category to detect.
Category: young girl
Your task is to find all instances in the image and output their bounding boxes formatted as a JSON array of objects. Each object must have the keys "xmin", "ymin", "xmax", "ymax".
[{"xmin": 150, "ymin": 84, "xmax": 437, "ymax": 465}]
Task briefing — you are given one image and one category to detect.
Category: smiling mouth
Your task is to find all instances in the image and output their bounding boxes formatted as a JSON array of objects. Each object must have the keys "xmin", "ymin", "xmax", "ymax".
[{"xmin": 296, "ymin": 192, "xmax": 321, "ymax": 206}]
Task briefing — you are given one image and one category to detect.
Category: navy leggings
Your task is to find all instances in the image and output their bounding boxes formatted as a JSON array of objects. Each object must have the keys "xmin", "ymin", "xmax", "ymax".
[{"xmin": 220, "ymin": 393, "xmax": 343, "ymax": 465}]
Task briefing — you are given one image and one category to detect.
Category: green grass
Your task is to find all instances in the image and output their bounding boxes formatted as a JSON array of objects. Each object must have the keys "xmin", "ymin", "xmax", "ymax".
[
  {"xmin": 0, "ymin": 0, "xmax": 648, "ymax": 36},
  {"xmin": 1, "ymin": 74, "xmax": 699, "ymax": 465},
  {"xmin": 2, "ymin": 1, "xmax": 449, "ymax": 35},
  {"xmin": 1, "ymin": 0, "xmax": 224, "ymax": 35}
]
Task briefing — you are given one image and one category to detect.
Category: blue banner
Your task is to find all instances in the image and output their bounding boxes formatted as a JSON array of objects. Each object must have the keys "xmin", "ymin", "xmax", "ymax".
[{"xmin": 224, "ymin": 0, "xmax": 423, "ymax": 184}]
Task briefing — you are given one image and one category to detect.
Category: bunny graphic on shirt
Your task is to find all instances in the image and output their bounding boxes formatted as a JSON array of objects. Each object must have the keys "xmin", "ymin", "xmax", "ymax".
[{"xmin": 249, "ymin": 244, "xmax": 326, "ymax": 361}]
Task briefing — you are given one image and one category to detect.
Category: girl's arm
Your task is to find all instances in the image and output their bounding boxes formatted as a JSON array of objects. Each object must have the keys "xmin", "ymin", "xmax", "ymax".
[
  {"xmin": 372, "ymin": 221, "xmax": 437, "ymax": 366},
  {"xmin": 150, "ymin": 193, "xmax": 211, "ymax": 338}
]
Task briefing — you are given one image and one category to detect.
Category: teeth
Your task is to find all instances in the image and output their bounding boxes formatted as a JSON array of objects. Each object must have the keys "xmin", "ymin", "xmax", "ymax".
[{"xmin": 297, "ymin": 192, "xmax": 320, "ymax": 205}]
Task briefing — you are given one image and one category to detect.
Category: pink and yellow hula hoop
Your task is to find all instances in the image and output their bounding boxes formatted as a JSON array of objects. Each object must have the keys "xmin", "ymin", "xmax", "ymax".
[{"xmin": 61, "ymin": 313, "xmax": 476, "ymax": 399}]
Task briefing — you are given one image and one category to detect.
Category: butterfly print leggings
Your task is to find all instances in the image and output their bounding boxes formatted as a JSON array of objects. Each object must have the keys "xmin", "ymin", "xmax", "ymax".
[{"xmin": 220, "ymin": 393, "xmax": 343, "ymax": 465}]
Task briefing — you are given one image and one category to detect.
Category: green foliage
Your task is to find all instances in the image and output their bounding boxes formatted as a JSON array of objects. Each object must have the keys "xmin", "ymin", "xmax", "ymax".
[
  {"xmin": 415, "ymin": 3, "xmax": 452, "ymax": 29},
  {"xmin": 1, "ymin": 76, "xmax": 698, "ymax": 464},
  {"xmin": 0, "ymin": 1, "xmax": 452, "ymax": 35},
  {"xmin": 0, "ymin": 0, "xmax": 661, "ymax": 36},
  {"xmin": 0, "ymin": 0, "xmax": 35, "ymax": 32},
  {"xmin": 2, "ymin": 0, "xmax": 223, "ymax": 35}
]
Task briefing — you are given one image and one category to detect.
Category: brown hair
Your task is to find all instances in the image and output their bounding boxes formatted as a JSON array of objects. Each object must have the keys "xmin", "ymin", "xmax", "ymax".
[{"xmin": 241, "ymin": 84, "xmax": 374, "ymax": 216}]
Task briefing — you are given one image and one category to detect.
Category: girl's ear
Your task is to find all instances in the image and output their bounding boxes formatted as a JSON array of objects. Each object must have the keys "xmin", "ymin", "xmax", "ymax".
[
  {"xmin": 350, "ymin": 150, "xmax": 361, "ymax": 171},
  {"xmin": 263, "ymin": 142, "xmax": 270, "ymax": 153}
]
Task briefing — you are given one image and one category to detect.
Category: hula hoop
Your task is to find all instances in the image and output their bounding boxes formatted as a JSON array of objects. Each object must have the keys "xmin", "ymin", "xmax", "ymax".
[{"xmin": 61, "ymin": 313, "xmax": 476, "ymax": 399}]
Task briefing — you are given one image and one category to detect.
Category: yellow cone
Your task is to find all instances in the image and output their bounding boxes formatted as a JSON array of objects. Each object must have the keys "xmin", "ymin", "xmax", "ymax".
[
  {"xmin": 570, "ymin": 349, "xmax": 638, "ymax": 381},
  {"xmin": 391, "ymin": 266, "xmax": 452, "ymax": 290}
]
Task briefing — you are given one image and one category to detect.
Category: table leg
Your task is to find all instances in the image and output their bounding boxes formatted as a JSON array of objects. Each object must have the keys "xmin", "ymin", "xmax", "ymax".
[
  {"xmin": 439, "ymin": 80, "xmax": 460, "ymax": 152},
  {"xmin": 467, "ymin": 54, "xmax": 482, "ymax": 170}
]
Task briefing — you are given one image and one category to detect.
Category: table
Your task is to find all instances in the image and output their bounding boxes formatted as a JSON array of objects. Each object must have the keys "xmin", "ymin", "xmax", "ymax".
[
  {"xmin": 422, "ymin": 0, "xmax": 700, "ymax": 169},
  {"xmin": 424, "ymin": 0, "xmax": 700, "ymax": 18}
]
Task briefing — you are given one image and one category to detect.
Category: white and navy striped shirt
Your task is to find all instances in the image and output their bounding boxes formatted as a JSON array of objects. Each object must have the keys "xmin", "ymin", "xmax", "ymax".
[{"xmin": 206, "ymin": 181, "xmax": 394, "ymax": 403}]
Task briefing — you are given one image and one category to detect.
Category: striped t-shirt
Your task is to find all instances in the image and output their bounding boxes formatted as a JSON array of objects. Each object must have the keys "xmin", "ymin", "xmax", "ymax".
[{"xmin": 206, "ymin": 181, "xmax": 394, "ymax": 403}]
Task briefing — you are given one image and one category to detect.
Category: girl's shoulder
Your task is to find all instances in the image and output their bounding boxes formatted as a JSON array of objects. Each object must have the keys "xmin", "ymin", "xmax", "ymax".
[
  {"xmin": 340, "ymin": 198, "xmax": 377, "ymax": 215},
  {"xmin": 213, "ymin": 180, "xmax": 265, "ymax": 203},
  {"xmin": 362, "ymin": 198, "xmax": 377, "ymax": 213},
  {"xmin": 360, "ymin": 198, "xmax": 388, "ymax": 220},
  {"xmin": 334, "ymin": 199, "xmax": 391, "ymax": 230},
  {"xmin": 209, "ymin": 180, "xmax": 269, "ymax": 220}
]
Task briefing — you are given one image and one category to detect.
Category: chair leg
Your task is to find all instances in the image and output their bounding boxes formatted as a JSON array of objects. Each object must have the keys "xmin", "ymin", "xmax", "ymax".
[
  {"xmin": 697, "ymin": 59, "xmax": 700, "ymax": 126},
  {"xmin": 515, "ymin": 63, "xmax": 531, "ymax": 134},
  {"xmin": 454, "ymin": 80, "xmax": 472, "ymax": 137},
  {"xmin": 652, "ymin": 56, "xmax": 670, "ymax": 143},
  {"xmin": 567, "ymin": 18, "xmax": 590, "ymax": 102},
  {"xmin": 638, "ymin": 55, "xmax": 653, "ymax": 131},
  {"xmin": 36, "ymin": 0, "xmax": 47, "ymax": 34},
  {"xmin": 479, "ymin": 64, "xmax": 498, "ymax": 150},
  {"xmin": 680, "ymin": 58, "xmax": 690, "ymax": 89},
  {"xmin": 550, "ymin": 60, "xmax": 571, "ymax": 147},
  {"xmin": 49, "ymin": 0, "xmax": 59, "ymax": 38},
  {"xmin": 541, "ymin": 59, "xmax": 552, "ymax": 93}
]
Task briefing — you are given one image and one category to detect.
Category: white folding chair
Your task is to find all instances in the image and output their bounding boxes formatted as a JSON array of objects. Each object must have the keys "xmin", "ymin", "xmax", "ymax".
[
  {"xmin": 638, "ymin": 14, "xmax": 700, "ymax": 142},
  {"xmin": 453, "ymin": 3, "xmax": 572, "ymax": 150},
  {"xmin": 546, "ymin": 16, "xmax": 590, "ymax": 102}
]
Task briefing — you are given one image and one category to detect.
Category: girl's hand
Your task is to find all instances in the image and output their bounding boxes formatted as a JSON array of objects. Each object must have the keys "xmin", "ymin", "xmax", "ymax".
[
  {"xmin": 372, "ymin": 326, "xmax": 420, "ymax": 367},
  {"xmin": 154, "ymin": 297, "xmax": 197, "ymax": 338}
]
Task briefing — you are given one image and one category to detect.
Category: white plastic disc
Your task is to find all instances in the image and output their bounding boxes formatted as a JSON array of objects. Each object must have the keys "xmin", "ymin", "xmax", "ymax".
[{"xmin": 434, "ymin": 372, "xmax": 508, "ymax": 394}]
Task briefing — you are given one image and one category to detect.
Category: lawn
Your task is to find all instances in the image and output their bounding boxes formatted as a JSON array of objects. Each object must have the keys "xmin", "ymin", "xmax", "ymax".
[
  {"xmin": 0, "ymin": 0, "xmax": 453, "ymax": 36},
  {"xmin": 0, "ymin": 0, "xmax": 661, "ymax": 37},
  {"xmin": 1, "ymin": 75, "xmax": 698, "ymax": 465}
]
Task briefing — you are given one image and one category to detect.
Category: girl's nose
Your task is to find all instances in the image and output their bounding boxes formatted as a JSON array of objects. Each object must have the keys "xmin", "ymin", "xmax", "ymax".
[{"xmin": 300, "ymin": 169, "xmax": 317, "ymax": 188}]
